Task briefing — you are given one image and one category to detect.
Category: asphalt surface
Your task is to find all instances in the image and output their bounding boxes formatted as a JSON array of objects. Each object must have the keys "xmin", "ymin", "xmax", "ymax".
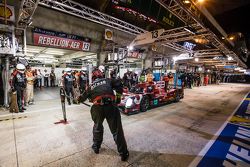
[{"xmin": 0, "ymin": 83, "xmax": 249, "ymax": 167}]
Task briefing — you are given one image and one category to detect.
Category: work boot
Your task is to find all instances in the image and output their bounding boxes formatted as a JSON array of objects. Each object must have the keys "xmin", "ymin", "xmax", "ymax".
[
  {"xmin": 91, "ymin": 145, "xmax": 100, "ymax": 154},
  {"xmin": 19, "ymin": 109, "xmax": 24, "ymax": 113},
  {"xmin": 22, "ymin": 107, "xmax": 26, "ymax": 110},
  {"xmin": 121, "ymin": 151, "xmax": 129, "ymax": 161},
  {"xmin": 68, "ymin": 101, "xmax": 71, "ymax": 105}
]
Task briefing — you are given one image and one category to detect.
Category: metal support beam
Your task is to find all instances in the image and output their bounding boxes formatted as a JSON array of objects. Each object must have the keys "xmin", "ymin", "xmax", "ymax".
[
  {"xmin": 39, "ymin": 0, "xmax": 145, "ymax": 35},
  {"xmin": 17, "ymin": 0, "xmax": 40, "ymax": 27},
  {"xmin": 156, "ymin": 0, "xmax": 247, "ymax": 68},
  {"xmin": 4, "ymin": 57, "xmax": 9, "ymax": 107}
]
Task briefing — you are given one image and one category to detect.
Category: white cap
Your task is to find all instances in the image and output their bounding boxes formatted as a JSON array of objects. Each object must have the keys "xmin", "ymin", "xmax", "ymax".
[
  {"xmin": 81, "ymin": 67, "xmax": 87, "ymax": 71},
  {"xmin": 65, "ymin": 68, "xmax": 72, "ymax": 72},
  {"xmin": 98, "ymin": 65, "xmax": 105, "ymax": 72},
  {"xmin": 16, "ymin": 63, "xmax": 25, "ymax": 70}
]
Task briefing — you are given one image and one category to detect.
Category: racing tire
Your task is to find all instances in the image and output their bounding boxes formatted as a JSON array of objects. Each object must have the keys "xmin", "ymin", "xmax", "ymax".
[
  {"xmin": 140, "ymin": 96, "xmax": 149, "ymax": 112},
  {"xmin": 175, "ymin": 92, "xmax": 180, "ymax": 102}
]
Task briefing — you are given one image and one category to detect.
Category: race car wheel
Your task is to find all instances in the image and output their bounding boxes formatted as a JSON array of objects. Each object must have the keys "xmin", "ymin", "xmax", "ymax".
[
  {"xmin": 140, "ymin": 96, "xmax": 149, "ymax": 112},
  {"xmin": 175, "ymin": 92, "xmax": 180, "ymax": 102}
]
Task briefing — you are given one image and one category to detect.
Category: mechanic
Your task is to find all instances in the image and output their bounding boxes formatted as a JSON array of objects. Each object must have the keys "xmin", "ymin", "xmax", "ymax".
[
  {"xmin": 146, "ymin": 70, "xmax": 154, "ymax": 83},
  {"xmin": 79, "ymin": 67, "xmax": 129, "ymax": 161},
  {"xmin": 162, "ymin": 73, "xmax": 169, "ymax": 91},
  {"xmin": 78, "ymin": 67, "xmax": 88, "ymax": 94},
  {"xmin": 62, "ymin": 68, "xmax": 75, "ymax": 105},
  {"xmin": 10, "ymin": 64, "xmax": 27, "ymax": 112}
]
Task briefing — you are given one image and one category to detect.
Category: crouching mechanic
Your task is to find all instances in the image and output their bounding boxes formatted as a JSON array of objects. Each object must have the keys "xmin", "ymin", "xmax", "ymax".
[
  {"xmin": 10, "ymin": 64, "xmax": 27, "ymax": 112},
  {"xmin": 79, "ymin": 67, "xmax": 129, "ymax": 161}
]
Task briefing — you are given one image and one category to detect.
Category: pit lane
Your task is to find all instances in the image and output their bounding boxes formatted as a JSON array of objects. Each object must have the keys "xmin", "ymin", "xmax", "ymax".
[{"xmin": 0, "ymin": 83, "xmax": 249, "ymax": 167}]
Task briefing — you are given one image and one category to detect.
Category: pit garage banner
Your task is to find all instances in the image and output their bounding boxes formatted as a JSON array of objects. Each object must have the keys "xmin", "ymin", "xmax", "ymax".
[{"xmin": 33, "ymin": 27, "xmax": 91, "ymax": 51}]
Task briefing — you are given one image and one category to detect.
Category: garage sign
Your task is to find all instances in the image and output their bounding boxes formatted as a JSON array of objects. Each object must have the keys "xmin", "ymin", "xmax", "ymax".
[{"xmin": 33, "ymin": 27, "xmax": 91, "ymax": 51}]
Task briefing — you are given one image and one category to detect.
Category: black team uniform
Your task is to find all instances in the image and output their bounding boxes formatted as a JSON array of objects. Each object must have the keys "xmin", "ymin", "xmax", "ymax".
[
  {"xmin": 63, "ymin": 73, "xmax": 75, "ymax": 105},
  {"xmin": 79, "ymin": 69, "xmax": 129, "ymax": 161},
  {"xmin": 10, "ymin": 70, "xmax": 26, "ymax": 112}
]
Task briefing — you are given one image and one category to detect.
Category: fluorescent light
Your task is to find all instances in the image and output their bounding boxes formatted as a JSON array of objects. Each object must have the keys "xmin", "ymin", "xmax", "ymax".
[
  {"xmin": 26, "ymin": 49, "xmax": 41, "ymax": 53},
  {"xmin": 184, "ymin": 27, "xmax": 195, "ymax": 34},
  {"xmin": 227, "ymin": 57, "xmax": 233, "ymax": 61},
  {"xmin": 194, "ymin": 57, "xmax": 199, "ymax": 62},
  {"xmin": 127, "ymin": 46, "xmax": 134, "ymax": 51},
  {"xmin": 183, "ymin": 0, "xmax": 191, "ymax": 4},
  {"xmin": 44, "ymin": 51, "xmax": 65, "ymax": 55}
]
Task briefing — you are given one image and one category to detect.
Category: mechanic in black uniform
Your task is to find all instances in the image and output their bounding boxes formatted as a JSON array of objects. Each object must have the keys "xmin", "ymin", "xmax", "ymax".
[
  {"xmin": 79, "ymin": 67, "xmax": 129, "ymax": 161},
  {"xmin": 10, "ymin": 64, "xmax": 27, "ymax": 112},
  {"xmin": 78, "ymin": 67, "xmax": 88, "ymax": 94},
  {"xmin": 63, "ymin": 68, "xmax": 75, "ymax": 105}
]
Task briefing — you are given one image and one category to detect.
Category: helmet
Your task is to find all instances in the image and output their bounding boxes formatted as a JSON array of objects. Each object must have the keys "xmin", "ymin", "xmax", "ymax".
[
  {"xmin": 92, "ymin": 69, "xmax": 103, "ymax": 81},
  {"xmin": 16, "ymin": 64, "xmax": 25, "ymax": 73},
  {"xmin": 65, "ymin": 68, "xmax": 72, "ymax": 74},
  {"xmin": 81, "ymin": 66, "xmax": 87, "ymax": 71},
  {"xmin": 98, "ymin": 65, "xmax": 105, "ymax": 73}
]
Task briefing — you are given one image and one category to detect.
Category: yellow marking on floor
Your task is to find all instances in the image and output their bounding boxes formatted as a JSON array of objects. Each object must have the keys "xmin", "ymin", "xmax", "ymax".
[{"xmin": 230, "ymin": 116, "xmax": 250, "ymax": 123}]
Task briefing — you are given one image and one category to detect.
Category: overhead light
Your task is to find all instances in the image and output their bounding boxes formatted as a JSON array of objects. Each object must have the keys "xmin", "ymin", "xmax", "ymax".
[
  {"xmin": 197, "ymin": 0, "xmax": 205, "ymax": 3},
  {"xmin": 28, "ymin": 21, "xmax": 33, "ymax": 26},
  {"xmin": 127, "ymin": 45, "xmax": 134, "ymax": 51},
  {"xmin": 229, "ymin": 36, "xmax": 235, "ymax": 40},
  {"xmin": 26, "ymin": 48, "xmax": 41, "ymax": 53},
  {"xmin": 227, "ymin": 56, "xmax": 233, "ymax": 61},
  {"xmin": 183, "ymin": 0, "xmax": 191, "ymax": 4},
  {"xmin": 184, "ymin": 27, "xmax": 196, "ymax": 35},
  {"xmin": 44, "ymin": 51, "xmax": 65, "ymax": 55},
  {"xmin": 207, "ymin": 69, "xmax": 210, "ymax": 72},
  {"xmin": 194, "ymin": 57, "xmax": 199, "ymax": 62}
]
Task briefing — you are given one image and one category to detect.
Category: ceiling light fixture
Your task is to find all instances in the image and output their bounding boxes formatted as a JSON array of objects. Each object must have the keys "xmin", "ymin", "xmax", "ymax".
[
  {"xmin": 183, "ymin": 0, "xmax": 191, "ymax": 4},
  {"xmin": 197, "ymin": 0, "xmax": 205, "ymax": 3}
]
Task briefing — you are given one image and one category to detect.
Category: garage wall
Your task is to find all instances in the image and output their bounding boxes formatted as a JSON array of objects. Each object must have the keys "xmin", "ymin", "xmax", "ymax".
[{"xmin": 26, "ymin": 6, "xmax": 135, "ymax": 53}]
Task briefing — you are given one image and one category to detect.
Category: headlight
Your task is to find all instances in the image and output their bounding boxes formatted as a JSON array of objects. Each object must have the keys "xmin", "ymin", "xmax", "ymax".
[{"xmin": 125, "ymin": 98, "xmax": 134, "ymax": 108}]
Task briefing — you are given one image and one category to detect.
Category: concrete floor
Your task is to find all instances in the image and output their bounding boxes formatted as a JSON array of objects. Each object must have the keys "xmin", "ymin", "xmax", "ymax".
[{"xmin": 0, "ymin": 83, "xmax": 249, "ymax": 167}]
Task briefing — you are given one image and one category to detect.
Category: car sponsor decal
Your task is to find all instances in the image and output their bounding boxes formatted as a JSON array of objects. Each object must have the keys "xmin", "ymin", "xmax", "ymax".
[{"xmin": 189, "ymin": 92, "xmax": 250, "ymax": 167}]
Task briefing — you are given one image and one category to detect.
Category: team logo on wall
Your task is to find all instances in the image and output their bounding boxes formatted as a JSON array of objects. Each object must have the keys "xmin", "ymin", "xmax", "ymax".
[
  {"xmin": 0, "ymin": 4, "xmax": 15, "ymax": 22},
  {"xmin": 105, "ymin": 29, "xmax": 113, "ymax": 41}
]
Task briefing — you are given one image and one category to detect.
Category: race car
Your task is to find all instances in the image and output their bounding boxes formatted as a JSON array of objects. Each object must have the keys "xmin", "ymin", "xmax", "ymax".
[{"xmin": 118, "ymin": 81, "xmax": 184, "ymax": 115}]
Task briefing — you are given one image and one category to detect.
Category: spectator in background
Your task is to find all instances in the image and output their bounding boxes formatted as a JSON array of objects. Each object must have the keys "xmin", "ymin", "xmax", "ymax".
[
  {"xmin": 204, "ymin": 74, "xmax": 209, "ymax": 86},
  {"xmin": 37, "ymin": 69, "xmax": 43, "ymax": 89},
  {"xmin": 162, "ymin": 73, "xmax": 169, "ymax": 91},
  {"xmin": 63, "ymin": 68, "xmax": 76, "ymax": 105},
  {"xmin": 50, "ymin": 69, "xmax": 56, "ymax": 87},
  {"xmin": 132, "ymin": 71, "xmax": 138, "ymax": 86},
  {"xmin": 33, "ymin": 69, "xmax": 38, "ymax": 88},
  {"xmin": 25, "ymin": 66, "xmax": 35, "ymax": 105},
  {"xmin": 44, "ymin": 69, "xmax": 49, "ymax": 87}
]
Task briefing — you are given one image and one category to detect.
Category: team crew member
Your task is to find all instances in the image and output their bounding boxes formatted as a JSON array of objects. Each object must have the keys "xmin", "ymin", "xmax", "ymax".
[
  {"xmin": 162, "ymin": 73, "xmax": 169, "ymax": 91},
  {"xmin": 78, "ymin": 67, "xmax": 88, "ymax": 94},
  {"xmin": 63, "ymin": 68, "xmax": 75, "ymax": 105},
  {"xmin": 79, "ymin": 68, "xmax": 129, "ymax": 161},
  {"xmin": 10, "ymin": 64, "xmax": 27, "ymax": 112},
  {"xmin": 146, "ymin": 72, "xmax": 154, "ymax": 83},
  {"xmin": 25, "ymin": 66, "xmax": 35, "ymax": 105}
]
